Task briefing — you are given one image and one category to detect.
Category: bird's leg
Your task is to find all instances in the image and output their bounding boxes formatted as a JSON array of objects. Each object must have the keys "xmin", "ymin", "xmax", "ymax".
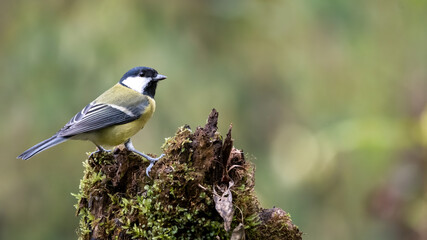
[
  {"xmin": 124, "ymin": 139, "xmax": 164, "ymax": 177},
  {"xmin": 89, "ymin": 144, "xmax": 111, "ymax": 159}
]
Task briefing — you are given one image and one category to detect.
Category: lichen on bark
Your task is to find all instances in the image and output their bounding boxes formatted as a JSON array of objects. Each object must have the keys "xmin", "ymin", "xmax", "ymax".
[{"xmin": 73, "ymin": 109, "xmax": 302, "ymax": 239}]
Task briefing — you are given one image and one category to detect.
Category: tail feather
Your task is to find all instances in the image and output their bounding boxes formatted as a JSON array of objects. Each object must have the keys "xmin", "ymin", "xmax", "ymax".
[{"xmin": 17, "ymin": 135, "xmax": 68, "ymax": 160}]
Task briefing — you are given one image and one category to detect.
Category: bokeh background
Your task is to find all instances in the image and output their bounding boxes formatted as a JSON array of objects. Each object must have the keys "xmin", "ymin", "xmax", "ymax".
[{"xmin": 1, "ymin": 1, "xmax": 427, "ymax": 239}]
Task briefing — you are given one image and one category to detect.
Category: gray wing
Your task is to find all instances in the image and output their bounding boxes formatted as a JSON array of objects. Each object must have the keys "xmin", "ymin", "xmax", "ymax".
[{"xmin": 57, "ymin": 100, "xmax": 148, "ymax": 137}]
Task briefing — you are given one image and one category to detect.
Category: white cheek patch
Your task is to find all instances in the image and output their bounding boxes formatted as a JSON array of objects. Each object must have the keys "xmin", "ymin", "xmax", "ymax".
[{"xmin": 122, "ymin": 76, "xmax": 151, "ymax": 93}]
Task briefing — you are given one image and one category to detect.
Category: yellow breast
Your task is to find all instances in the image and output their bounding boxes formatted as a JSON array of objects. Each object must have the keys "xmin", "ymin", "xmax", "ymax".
[{"xmin": 92, "ymin": 97, "xmax": 156, "ymax": 146}]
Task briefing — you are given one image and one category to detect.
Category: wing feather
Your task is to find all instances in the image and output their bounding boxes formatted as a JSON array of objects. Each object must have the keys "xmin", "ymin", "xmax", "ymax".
[{"xmin": 57, "ymin": 99, "xmax": 149, "ymax": 137}]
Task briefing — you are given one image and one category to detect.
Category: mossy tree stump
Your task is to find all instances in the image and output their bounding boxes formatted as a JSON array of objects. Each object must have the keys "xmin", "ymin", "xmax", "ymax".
[{"xmin": 73, "ymin": 109, "xmax": 302, "ymax": 239}]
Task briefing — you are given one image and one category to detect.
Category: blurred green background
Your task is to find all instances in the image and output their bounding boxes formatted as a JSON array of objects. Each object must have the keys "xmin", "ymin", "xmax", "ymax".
[{"xmin": 1, "ymin": 0, "xmax": 427, "ymax": 239}]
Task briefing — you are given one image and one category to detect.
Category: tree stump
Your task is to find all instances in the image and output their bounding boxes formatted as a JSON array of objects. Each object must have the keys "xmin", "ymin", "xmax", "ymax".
[{"xmin": 73, "ymin": 109, "xmax": 302, "ymax": 239}]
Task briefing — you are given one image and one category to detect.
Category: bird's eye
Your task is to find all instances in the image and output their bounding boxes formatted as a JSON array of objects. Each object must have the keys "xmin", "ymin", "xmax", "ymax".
[{"xmin": 139, "ymin": 71, "xmax": 145, "ymax": 77}]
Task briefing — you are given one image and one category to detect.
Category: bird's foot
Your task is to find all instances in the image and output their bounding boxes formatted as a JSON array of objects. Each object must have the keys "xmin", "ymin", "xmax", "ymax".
[
  {"xmin": 89, "ymin": 146, "xmax": 111, "ymax": 159},
  {"xmin": 124, "ymin": 139, "xmax": 165, "ymax": 177},
  {"xmin": 144, "ymin": 153, "xmax": 165, "ymax": 177}
]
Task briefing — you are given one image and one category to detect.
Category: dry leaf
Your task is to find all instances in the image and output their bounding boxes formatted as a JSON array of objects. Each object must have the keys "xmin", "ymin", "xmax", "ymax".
[
  {"xmin": 231, "ymin": 223, "xmax": 245, "ymax": 240},
  {"xmin": 213, "ymin": 181, "xmax": 235, "ymax": 231}
]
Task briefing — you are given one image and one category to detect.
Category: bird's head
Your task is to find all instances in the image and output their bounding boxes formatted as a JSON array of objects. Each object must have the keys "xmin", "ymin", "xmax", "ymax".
[{"xmin": 120, "ymin": 66, "xmax": 167, "ymax": 98}]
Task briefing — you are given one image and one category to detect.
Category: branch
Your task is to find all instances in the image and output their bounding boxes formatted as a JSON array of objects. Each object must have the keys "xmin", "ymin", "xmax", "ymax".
[{"xmin": 73, "ymin": 109, "xmax": 302, "ymax": 239}]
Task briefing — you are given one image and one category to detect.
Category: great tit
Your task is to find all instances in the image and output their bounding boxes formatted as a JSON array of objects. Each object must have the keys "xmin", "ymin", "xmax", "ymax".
[{"xmin": 17, "ymin": 66, "xmax": 166, "ymax": 176}]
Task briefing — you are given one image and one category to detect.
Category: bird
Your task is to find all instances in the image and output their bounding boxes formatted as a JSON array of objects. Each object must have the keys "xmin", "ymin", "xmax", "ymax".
[{"xmin": 17, "ymin": 66, "xmax": 166, "ymax": 176}]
